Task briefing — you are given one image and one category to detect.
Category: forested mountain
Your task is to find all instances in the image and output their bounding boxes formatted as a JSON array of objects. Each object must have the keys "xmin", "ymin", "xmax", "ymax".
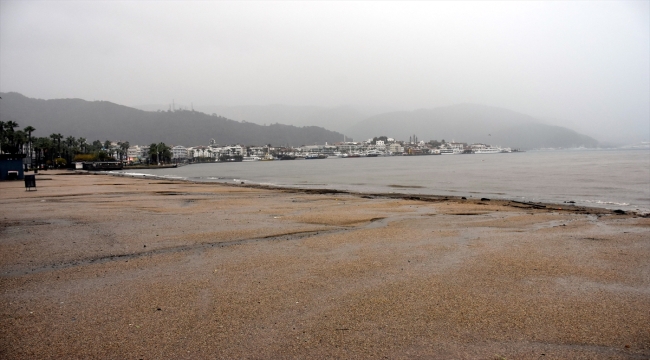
[
  {"xmin": 0, "ymin": 92, "xmax": 344, "ymax": 146},
  {"xmin": 135, "ymin": 104, "xmax": 370, "ymax": 136},
  {"xmin": 346, "ymin": 104, "xmax": 599, "ymax": 149},
  {"xmin": 1, "ymin": 92, "xmax": 599, "ymax": 149}
]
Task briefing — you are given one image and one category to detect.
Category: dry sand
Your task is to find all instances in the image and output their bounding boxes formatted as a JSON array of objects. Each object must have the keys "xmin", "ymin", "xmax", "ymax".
[{"xmin": 1, "ymin": 171, "xmax": 649, "ymax": 359}]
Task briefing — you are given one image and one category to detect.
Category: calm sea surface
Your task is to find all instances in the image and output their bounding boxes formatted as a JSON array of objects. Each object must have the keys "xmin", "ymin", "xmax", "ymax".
[{"xmin": 115, "ymin": 149, "xmax": 650, "ymax": 214}]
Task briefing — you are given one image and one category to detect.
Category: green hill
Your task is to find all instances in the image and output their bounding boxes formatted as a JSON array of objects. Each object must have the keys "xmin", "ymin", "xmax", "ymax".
[{"xmin": 0, "ymin": 92, "xmax": 345, "ymax": 147}]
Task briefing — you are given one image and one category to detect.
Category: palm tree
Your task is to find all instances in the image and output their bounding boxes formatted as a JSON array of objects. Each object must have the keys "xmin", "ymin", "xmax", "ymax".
[
  {"xmin": 90, "ymin": 140, "xmax": 102, "ymax": 153},
  {"xmin": 79, "ymin": 137, "xmax": 87, "ymax": 153},
  {"xmin": 65, "ymin": 136, "xmax": 77, "ymax": 165},
  {"xmin": 50, "ymin": 133, "xmax": 63, "ymax": 158},
  {"xmin": 148, "ymin": 143, "xmax": 159, "ymax": 164},
  {"xmin": 34, "ymin": 137, "xmax": 53, "ymax": 168},
  {"xmin": 120, "ymin": 141, "xmax": 130, "ymax": 162},
  {"xmin": 6, "ymin": 121, "xmax": 18, "ymax": 133},
  {"xmin": 0, "ymin": 121, "xmax": 5, "ymax": 153},
  {"xmin": 33, "ymin": 137, "xmax": 45, "ymax": 169},
  {"xmin": 1, "ymin": 121, "xmax": 19, "ymax": 154},
  {"xmin": 13, "ymin": 130, "xmax": 27, "ymax": 155},
  {"xmin": 157, "ymin": 142, "xmax": 165, "ymax": 164}
]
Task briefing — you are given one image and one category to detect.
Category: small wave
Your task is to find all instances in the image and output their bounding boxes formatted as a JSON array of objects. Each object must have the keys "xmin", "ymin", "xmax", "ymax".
[
  {"xmin": 584, "ymin": 200, "xmax": 630, "ymax": 206},
  {"xmin": 119, "ymin": 172, "xmax": 156, "ymax": 177}
]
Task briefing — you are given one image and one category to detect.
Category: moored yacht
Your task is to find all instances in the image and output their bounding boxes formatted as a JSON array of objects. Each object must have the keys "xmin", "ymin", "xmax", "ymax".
[
  {"xmin": 474, "ymin": 146, "xmax": 501, "ymax": 154},
  {"xmin": 440, "ymin": 148, "xmax": 462, "ymax": 155},
  {"xmin": 305, "ymin": 153, "xmax": 328, "ymax": 159}
]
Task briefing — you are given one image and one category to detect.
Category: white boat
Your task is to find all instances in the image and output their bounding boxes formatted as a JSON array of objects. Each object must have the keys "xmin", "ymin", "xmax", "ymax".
[
  {"xmin": 440, "ymin": 148, "xmax": 462, "ymax": 155},
  {"xmin": 474, "ymin": 146, "xmax": 502, "ymax": 154},
  {"xmin": 305, "ymin": 153, "xmax": 327, "ymax": 159},
  {"xmin": 242, "ymin": 156, "xmax": 260, "ymax": 162}
]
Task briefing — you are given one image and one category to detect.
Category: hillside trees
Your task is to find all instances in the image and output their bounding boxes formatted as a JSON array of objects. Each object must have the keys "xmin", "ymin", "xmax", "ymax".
[
  {"xmin": 0, "ymin": 120, "xmax": 27, "ymax": 154},
  {"xmin": 148, "ymin": 142, "xmax": 171, "ymax": 164}
]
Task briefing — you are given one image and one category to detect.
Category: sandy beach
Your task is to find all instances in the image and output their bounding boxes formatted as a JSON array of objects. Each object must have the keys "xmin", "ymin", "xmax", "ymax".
[{"xmin": 1, "ymin": 171, "xmax": 649, "ymax": 359}]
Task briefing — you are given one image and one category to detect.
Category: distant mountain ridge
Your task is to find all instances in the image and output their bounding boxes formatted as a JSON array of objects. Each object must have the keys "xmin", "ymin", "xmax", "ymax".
[
  {"xmin": 1, "ymin": 92, "xmax": 599, "ymax": 149},
  {"xmin": 0, "ymin": 92, "xmax": 345, "ymax": 147},
  {"xmin": 138, "ymin": 102, "xmax": 600, "ymax": 149},
  {"xmin": 346, "ymin": 104, "xmax": 599, "ymax": 149},
  {"xmin": 134, "ymin": 103, "xmax": 372, "ymax": 135}
]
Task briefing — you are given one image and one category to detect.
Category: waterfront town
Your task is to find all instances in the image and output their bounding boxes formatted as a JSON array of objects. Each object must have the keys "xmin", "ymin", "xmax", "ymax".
[
  {"xmin": 1, "ymin": 119, "xmax": 518, "ymax": 176},
  {"xmin": 124, "ymin": 136, "xmax": 516, "ymax": 165}
]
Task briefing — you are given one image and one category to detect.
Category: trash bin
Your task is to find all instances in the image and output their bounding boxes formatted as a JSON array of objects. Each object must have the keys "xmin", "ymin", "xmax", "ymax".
[{"xmin": 24, "ymin": 175, "xmax": 36, "ymax": 191}]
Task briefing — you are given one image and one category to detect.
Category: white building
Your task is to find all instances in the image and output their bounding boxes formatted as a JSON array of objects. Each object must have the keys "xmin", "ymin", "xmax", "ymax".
[
  {"xmin": 247, "ymin": 146, "xmax": 267, "ymax": 156},
  {"xmin": 171, "ymin": 145, "xmax": 188, "ymax": 160},
  {"xmin": 448, "ymin": 142, "xmax": 465, "ymax": 150},
  {"xmin": 388, "ymin": 143, "xmax": 403, "ymax": 154},
  {"xmin": 188, "ymin": 146, "xmax": 213, "ymax": 159},
  {"xmin": 127, "ymin": 145, "xmax": 148, "ymax": 162},
  {"xmin": 336, "ymin": 142, "xmax": 363, "ymax": 154},
  {"xmin": 219, "ymin": 145, "xmax": 244, "ymax": 156},
  {"xmin": 299, "ymin": 144, "xmax": 338, "ymax": 155}
]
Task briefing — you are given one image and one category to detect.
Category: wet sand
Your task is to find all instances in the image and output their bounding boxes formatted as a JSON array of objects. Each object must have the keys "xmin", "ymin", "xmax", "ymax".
[{"xmin": 1, "ymin": 171, "xmax": 649, "ymax": 359}]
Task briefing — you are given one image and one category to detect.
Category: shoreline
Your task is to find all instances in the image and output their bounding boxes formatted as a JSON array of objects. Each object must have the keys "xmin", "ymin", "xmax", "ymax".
[
  {"xmin": 2, "ymin": 171, "xmax": 649, "ymax": 358},
  {"xmin": 85, "ymin": 169, "xmax": 647, "ymax": 217}
]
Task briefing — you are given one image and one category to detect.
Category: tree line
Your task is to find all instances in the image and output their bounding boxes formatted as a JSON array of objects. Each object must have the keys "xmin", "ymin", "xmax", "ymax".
[{"xmin": 0, "ymin": 120, "xmax": 174, "ymax": 168}]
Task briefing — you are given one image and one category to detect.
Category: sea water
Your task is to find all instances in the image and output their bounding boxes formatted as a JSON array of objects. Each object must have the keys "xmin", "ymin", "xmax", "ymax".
[{"xmin": 115, "ymin": 148, "xmax": 650, "ymax": 214}]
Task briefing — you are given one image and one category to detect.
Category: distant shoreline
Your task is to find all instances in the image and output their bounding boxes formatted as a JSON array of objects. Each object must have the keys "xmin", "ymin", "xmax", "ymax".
[{"xmin": 71, "ymin": 169, "xmax": 647, "ymax": 218}]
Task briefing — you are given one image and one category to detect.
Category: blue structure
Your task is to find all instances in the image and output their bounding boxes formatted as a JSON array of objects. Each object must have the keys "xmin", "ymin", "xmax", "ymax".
[{"xmin": 0, "ymin": 154, "xmax": 26, "ymax": 180}]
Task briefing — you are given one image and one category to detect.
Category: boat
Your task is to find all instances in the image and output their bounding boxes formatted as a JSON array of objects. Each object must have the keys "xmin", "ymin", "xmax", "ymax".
[
  {"xmin": 279, "ymin": 154, "xmax": 296, "ymax": 160},
  {"xmin": 474, "ymin": 146, "xmax": 502, "ymax": 154},
  {"xmin": 365, "ymin": 150, "xmax": 381, "ymax": 157},
  {"xmin": 242, "ymin": 156, "xmax": 260, "ymax": 162},
  {"xmin": 305, "ymin": 153, "xmax": 322, "ymax": 159}
]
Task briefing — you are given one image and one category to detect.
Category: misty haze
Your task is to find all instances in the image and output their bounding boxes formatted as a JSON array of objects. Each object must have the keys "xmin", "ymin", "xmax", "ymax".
[{"xmin": 1, "ymin": 1, "xmax": 648, "ymax": 145}]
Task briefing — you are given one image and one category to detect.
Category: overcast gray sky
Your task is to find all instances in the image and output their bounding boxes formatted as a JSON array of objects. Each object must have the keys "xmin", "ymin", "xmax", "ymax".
[{"xmin": 1, "ymin": 1, "xmax": 648, "ymax": 143}]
